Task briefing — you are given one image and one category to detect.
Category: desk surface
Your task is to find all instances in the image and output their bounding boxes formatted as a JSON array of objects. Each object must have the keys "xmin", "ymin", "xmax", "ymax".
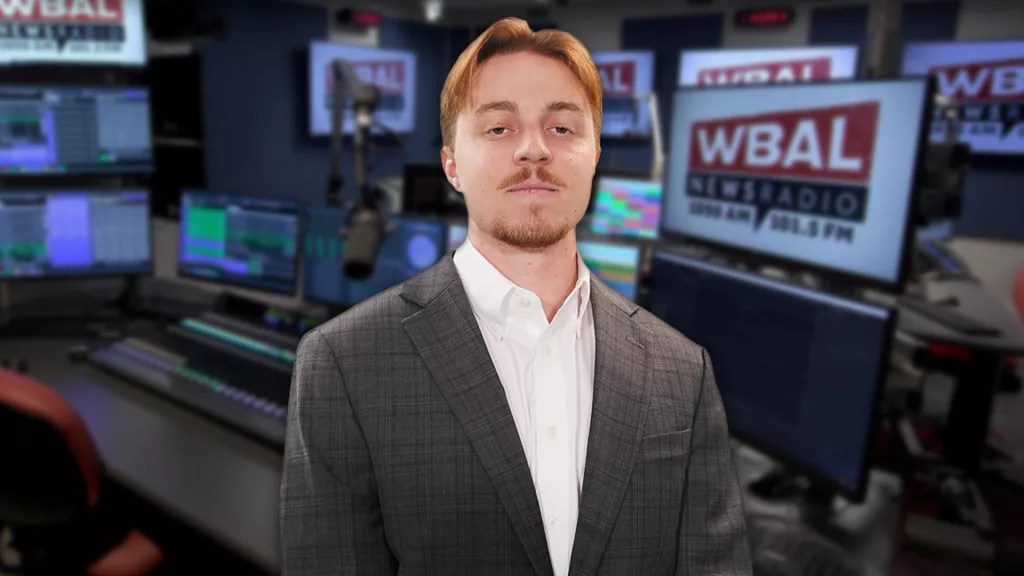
[
  {"xmin": 3, "ymin": 338, "xmax": 284, "ymax": 573},
  {"xmin": 7, "ymin": 338, "xmax": 902, "ymax": 576},
  {"xmin": 898, "ymin": 279, "xmax": 1024, "ymax": 355}
]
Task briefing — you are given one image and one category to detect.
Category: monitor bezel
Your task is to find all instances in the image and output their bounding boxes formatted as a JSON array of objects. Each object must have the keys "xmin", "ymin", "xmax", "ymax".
[
  {"xmin": 301, "ymin": 207, "xmax": 449, "ymax": 308},
  {"xmin": 177, "ymin": 190, "xmax": 302, "ymax": 297},
  {"xmin": 577, "ymin": 236, "xmax": 644, "ymax": 303},
  {"xmin": 677, "ymin": 44, "xmax": 862, "ymax": 87},
  {"xmin": 0, "ymin": 188, "xmax": 155, "ymax": 281},
  {"xmin": 658, "ymin": 76, "xmax": 935, "ymax": 294},
  {"xmin": 649, "ymin": 248, "xmax": 895, "ymax": 502},
  {"xmin": 0, "ymin": 84, "xmax": 154, "ymax": 177}
]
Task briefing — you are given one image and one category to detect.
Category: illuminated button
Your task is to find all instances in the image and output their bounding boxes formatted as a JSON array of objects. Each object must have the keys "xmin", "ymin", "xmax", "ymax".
[
  {"xmin": 547, "ymin": 426, "xmax": 557, "ymax": 438},
  {"xmin": 547, "ymin": 517, "xmax": 559, "ymax": 527}
]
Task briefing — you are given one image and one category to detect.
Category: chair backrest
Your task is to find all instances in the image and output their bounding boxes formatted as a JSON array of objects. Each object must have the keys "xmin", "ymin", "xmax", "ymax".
[
  {"xmin": 0, "ymin": 368, "xmax": 105, "ymax": 573},
  {"xmin": 1014, "ymin": 267, "xmax": 1024, "ymax": 325}
]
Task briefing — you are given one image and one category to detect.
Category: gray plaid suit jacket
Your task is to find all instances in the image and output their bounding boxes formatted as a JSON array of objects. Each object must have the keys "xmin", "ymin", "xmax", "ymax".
[{"xmin": 281, "ymin": 254, "xmax": 752, "ymax": 575}]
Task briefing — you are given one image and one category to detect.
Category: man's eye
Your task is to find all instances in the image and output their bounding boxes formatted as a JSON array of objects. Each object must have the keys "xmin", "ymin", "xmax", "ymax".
[
  {"xmin": 553, "ymin": 126, "xmax": 571, "ymax": 135},
  {"xmin": 489, "ymin": 127, "xmax": 507, "ymax": 135}
]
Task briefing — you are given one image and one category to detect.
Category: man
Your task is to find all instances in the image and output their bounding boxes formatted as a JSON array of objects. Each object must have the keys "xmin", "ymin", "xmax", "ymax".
[{"xmin": 281, "ymin": 17, "xmax": 752, "ymax": 576}]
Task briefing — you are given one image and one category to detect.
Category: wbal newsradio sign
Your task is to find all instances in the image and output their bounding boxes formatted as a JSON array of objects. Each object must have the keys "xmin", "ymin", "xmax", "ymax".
[
  {"xmin": 930, "ymin": 57, "xmax": 1024, "ymax": 143},
  {"xmin": 685, "ymin": 101, "xmax": 880, "ymax": 245},
  {"xmin": 0, "ymin": 0, "xmax": 140, "ymax": 63}
]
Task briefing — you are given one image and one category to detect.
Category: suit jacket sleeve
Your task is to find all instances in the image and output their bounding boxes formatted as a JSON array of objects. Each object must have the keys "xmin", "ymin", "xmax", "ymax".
[
  {"xmin": 280, "ymin": 330, "xmax": 398, "ymax": 575},
  {"xmin": 676, "ymin": 347, "xmax": 753, "ymax": 575}
]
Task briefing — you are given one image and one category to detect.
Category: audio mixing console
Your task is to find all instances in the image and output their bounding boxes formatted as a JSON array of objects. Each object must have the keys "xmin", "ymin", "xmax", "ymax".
[{"xmin": 82, "ymin": 311, "xmax": 300, "ymax": 447}]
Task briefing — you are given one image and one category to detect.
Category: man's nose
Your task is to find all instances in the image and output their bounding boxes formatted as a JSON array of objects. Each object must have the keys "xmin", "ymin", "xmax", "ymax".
[{"xmin": 514, "ymin": 128, "xmax": 552, "ymax": 165}]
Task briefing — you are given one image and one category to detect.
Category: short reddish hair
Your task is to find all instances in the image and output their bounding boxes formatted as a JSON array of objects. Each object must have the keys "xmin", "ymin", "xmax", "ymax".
[{"xmin": 440, "ymin": 18, "xmax": 603, "ymax": 149}]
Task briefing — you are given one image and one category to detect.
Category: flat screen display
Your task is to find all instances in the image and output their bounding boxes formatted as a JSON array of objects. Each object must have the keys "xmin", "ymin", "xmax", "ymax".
[
  {"xmin": 178, "ymin": 191, "xmax": 300, "ymax": 295},
  {"xmin": 304, "ymin": 208, "xmax": 446, "ymax": 307},
  {"xmin": 679, "ymin": 46, "xmax": 859, "ymax": 87},
  {"xmin": 578, "ymin": 239, "xmax": 641, "ymax": 302},
  {"xmin": 0, "ymin": 85, "xmax": 152, "ymax": 175},
  {"xmin": 592, "ymin": 51, "xmax": 655, "ymax": 137},
  {"xmin": 590, "ymin": 176, "xmax": 663, "ymax": 239},
  {"xmin": 902, "ymin": 40, "xmax": 1024, "ymax": 156},
  {"xmin": 0, "ymin": 189, "xmax": 151, "ymax": 278},
  {"xmin": 0, "ymin": 0, "xmax": 146, "ymax": 66},
  {"xmin": 447, "ymin": 221, "xmax": 467, "ymax": 253},
  {"xmin": 309, "ymin": 42, "xmax": 417, "ymax": 136},
  {"xmin": 662, "ymin": 79, "xmax": 930, "ymax": 288}
]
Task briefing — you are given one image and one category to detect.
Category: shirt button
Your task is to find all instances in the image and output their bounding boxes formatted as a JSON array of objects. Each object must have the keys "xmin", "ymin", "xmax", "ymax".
[
  {"xmin": 491, "ymin": 323, "xmax": 501, "ymax": 333},
  {"xmin": 548, "ymin": 517, "xmax": 559, "ymax": 527},
  {"xmin": 542, "ymin": 345, "xmax": 552, "ymax": 356},
  {"xmin": 520, "ymin": 297, "xmax": 531, "ymax": 307},
  {"xmin": 547, "ymin": 426, "xmax": 557, "ymax": 438}
]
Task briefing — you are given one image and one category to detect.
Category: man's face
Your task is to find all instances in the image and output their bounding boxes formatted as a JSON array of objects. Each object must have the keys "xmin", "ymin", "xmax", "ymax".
[{"xmin": 442, "ymin": 52, "xmax": 600, "ymax": 250}]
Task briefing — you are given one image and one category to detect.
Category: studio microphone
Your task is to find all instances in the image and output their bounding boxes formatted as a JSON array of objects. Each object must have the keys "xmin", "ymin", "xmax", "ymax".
[{"xmin": 329, "ymin": 58, "xmax": 387, "ymax": 280}]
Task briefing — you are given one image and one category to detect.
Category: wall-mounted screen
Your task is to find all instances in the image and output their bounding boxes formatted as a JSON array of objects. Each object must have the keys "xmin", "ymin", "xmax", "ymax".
[
  {"xmin": 0, "ymin": 0, "xmax": 146, "ymax": 67},
  {"xmin": 592, "ymin": 51, "xmax": 655, "ymax": 137},
  {"xmin": 902, "ymin": 40, "xmax": 1024, "ymax": 156},
  {"xmin": 309, "ymin": 42, "xmax": 418, "ymax": 136},
  {"xmin": 662, "ymin": 79, "xmax": 931, "ymax": 289},
  {"xmin": 679, "ymin": 46, "xmax": 859, "ymax": 87}
]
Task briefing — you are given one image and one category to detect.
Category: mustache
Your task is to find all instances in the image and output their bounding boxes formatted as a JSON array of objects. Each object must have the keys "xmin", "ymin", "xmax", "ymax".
[{"xmin": 497, "ymin": 166, "xmax": 567, "ymax": 190}]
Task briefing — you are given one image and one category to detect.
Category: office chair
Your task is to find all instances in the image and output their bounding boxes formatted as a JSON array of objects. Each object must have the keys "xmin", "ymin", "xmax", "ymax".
[{"xmin": 0, "ymin": 368, "xmax": 164, "ymax": 575}]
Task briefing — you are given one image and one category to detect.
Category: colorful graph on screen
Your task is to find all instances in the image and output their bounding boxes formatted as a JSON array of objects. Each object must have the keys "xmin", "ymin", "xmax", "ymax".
[
  {"xmin": 591, "ymin": 177, "xmax": 663, "ymax": 239},
  {"xmin": 578, "ymin": 240, "xmax": 641, "ymax": 302}
]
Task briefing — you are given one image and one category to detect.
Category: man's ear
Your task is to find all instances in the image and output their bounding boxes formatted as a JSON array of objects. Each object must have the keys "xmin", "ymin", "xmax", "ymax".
[{"xmin": 440, "ymin": 147, "xmax": 461, "ymax": 192}]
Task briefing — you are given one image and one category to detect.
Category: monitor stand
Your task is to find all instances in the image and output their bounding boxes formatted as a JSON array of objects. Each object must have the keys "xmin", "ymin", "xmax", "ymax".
[{"xmin": 748, "ymin": 467, "xmax": 837, "ymax": 521}]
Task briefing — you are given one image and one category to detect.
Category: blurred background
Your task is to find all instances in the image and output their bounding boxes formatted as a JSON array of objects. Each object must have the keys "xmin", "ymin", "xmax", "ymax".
[{"xmin": 1, "ymin": 0, "xmax": 1023, "ymax": 574}]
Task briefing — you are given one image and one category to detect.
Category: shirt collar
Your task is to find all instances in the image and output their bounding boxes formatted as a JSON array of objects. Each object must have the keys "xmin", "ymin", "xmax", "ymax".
[{"xmin": 453, "ymin": 237, "xmax": 591, "ymax": 337}]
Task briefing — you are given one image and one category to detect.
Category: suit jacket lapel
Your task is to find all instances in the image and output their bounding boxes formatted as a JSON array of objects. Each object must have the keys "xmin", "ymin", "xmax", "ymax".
[
  {"xmin": 401, "ymin": 257, "xmax": 554, "ymax": 576},
  {"xmin": 569, "ymin": 280, "xmax": 651, "ymax": 576}
]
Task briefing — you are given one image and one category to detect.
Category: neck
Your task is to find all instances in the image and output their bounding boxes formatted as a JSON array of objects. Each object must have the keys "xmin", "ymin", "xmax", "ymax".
[{"xmin": 469, "ymin": 227, "xmax": 579, "ymax": 322}]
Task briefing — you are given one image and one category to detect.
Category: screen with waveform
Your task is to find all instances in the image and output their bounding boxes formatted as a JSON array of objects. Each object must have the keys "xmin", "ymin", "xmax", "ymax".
[
  {"xmin": 578, "ymin": 239, "xmax": 642, "ymax": 302},
  {"xmin": 304, "ymin": 208, "xmax": 446, "ymax": 307},
  {"xmin": 591, "ymin": 176, "xmax": 663, "ymax": 239},
  {"xmin": 178, "ymin": 191, "xmax": 300, "ymax": 295},
  {"xmin": 0, "ymin": 189, "xmax": 151, "ymax": 279},
  {"xmin": 0, "ymin": 85, "xmax": 153, "ymax": 176}
]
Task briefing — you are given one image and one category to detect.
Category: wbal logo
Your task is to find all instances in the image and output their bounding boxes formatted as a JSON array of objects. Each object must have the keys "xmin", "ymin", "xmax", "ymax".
[
  {"xmin": 685, "ymin": 101, "xmax": 880, "ymax": 238},
  {"xmin": 697, "ymin": 57, "xmax": 833, "ymax": 86}
]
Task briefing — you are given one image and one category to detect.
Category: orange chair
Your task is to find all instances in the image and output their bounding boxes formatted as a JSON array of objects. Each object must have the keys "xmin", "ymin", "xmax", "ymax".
[
  {"xmin": 1014, "ymin": 267, "xmax": 1024, "ymax": 325},
  {"xmin": 0, "ymin": 368, "xmax": 164, "ymax": 575}
]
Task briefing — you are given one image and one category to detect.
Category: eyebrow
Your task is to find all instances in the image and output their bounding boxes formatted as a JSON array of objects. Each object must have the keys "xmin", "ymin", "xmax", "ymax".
[{"xmin": 473, "ymin": 100, "xmax": 585, "ymax": 116}]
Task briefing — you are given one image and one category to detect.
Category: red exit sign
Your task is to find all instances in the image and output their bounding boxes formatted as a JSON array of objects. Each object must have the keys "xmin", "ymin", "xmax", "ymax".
[{"xmin": 734, "ymin": 7, "xmax": 795, "ymax": 28}]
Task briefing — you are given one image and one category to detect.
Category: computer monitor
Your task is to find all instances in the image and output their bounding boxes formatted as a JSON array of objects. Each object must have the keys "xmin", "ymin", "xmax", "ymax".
[
  {"xmin": 178, "ymin": 191, "xmax": 300, "ymax": 295},
  {"xmin": 590, "ymin": 175, "xmax": 663, "ymax": 239},
  {"xmin": 0, "ymin": 189, "xmax": 151, "ymax": 278},
  {"xmin": 662, "ymin": 78, "xmax": 932, "ymax": 290},
  {"xmin": 647, "ymin": 250, "xmax": 893, "ymax": 500},
  {"xmin": 0, "ymin": 85, "xmax": 153, "ymax": 176},
  {"xmin": 447, "ymin": 221, "xmax": 468, "ymax": 253},
  {"xmin": 308, "ymin": 42, "xmax": 417, "ymax": 136},
  {"xmin": 578, "ymin": 239, "xmax": 642, "ymax": 302},
  {"xmin": 591, "ymin": 51, "xmax": 655, "ymax": 137},
  {"xmin": 0, "ymin": 0, "xmax": 147, "ymax": 67},
  {"xmin": 304, "ymin": 208, "xmax": 446, "ymax": 307},
  {"xmin": 901, "ymin": 40, "xmax": 1024, "ymax": 156},
  {"xmin": 678, "ymin": 46, "xmax": 859, "ymax": 87}
]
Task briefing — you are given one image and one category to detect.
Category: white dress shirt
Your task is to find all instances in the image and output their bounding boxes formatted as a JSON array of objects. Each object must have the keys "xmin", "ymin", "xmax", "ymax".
[{"xmin": 453, "ymin": 238, "xmax": 596, "ymax": 576}]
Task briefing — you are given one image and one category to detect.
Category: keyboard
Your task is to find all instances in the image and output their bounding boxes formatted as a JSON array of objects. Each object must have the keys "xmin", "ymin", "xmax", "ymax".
[
  {"xmin": 900, "ymin": 297, "xmax": 1002, "ymax": 337},
  {"xmin": 83, "ymin": 320, "xmax": 294, "ymax": 447},
  {"xmin": 749, "ymin": 516, "xmax": 869, "ymax": 576}
]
